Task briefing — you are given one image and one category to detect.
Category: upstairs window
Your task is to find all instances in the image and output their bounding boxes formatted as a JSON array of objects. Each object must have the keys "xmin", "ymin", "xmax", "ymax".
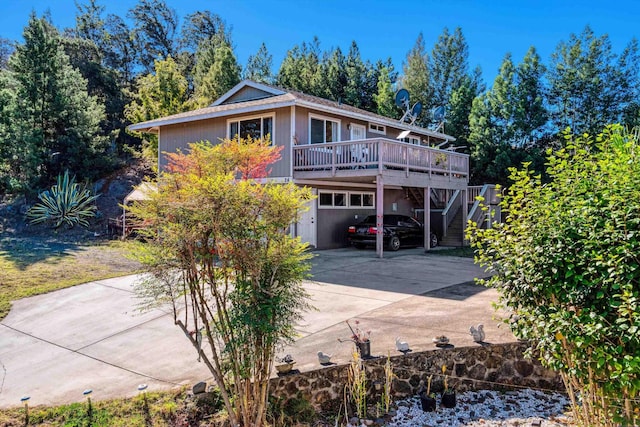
[
  {"xmin": 310, "ymin": 115, "xmax": 340, "ymax": 144},
  {"xmin": 368, "ymin": 123, "xmax": 386, "ymax": 135},
  {"xmin": 402, "ymin": 136, "xmax": 421, "ymax": 145},
  {"xmin": 228, "ymin": 115, "xmax": 274, "ymax": 141}
]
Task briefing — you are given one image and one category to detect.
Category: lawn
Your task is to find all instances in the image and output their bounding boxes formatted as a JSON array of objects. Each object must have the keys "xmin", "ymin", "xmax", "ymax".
[
  {"xmin": 0, "ymin": 388, "xmax": 225, "ymax": 427},
  {"xmin": 0, "ymin": 237, "xmax": 142, "ymax": 320}
]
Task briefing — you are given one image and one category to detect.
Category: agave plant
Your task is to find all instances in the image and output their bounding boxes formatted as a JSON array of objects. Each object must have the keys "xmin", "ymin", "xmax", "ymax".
[{"xmin": 26, "ymin": 170, "xmax": 100, "ymax": 229}]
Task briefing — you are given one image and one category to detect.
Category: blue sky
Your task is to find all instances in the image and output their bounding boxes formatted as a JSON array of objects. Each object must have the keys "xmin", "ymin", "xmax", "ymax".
[{"xmin": 1, "ymin": 0, "xmax": 639, "ymax": 86}]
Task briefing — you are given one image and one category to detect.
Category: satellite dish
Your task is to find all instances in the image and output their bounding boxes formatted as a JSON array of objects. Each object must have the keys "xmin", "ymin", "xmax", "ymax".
[
  {"xmin": 433, "ymin": 106, "xmax": 445, "ymax": 122},
  {"xmin": 410, "ymin": 102, "xmax": 423, "ymax": 124},
  {"xmin": 395, "ymin": 89, "xmax": 410, "ymax": 109}
]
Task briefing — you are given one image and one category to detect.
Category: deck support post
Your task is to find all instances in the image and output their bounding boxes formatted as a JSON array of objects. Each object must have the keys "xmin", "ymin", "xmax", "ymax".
[
  {"xmin": 424, "ymin": 186, "xmax": 431, "ymax": 251},
  {"xmin": 376, "ymin": 175, "xmax": 384, "ymax": 259},
  {"xmin": 462, "ymin": 188, "xmax": 468, "ymax": 246}
]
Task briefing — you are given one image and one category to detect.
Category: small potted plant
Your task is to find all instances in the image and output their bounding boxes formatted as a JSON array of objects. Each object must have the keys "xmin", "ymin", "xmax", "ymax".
[
  {"xmin": 339, "ymin": 320, "xmax": 372, "ymax": 358},
  {"xmin": 275, "ymin": 354, "xmax": 295, "ymax": 375},
  {"xmin": 440, "ymin": 365, "xmax": 456, "ymax": 408},
  {"xmin": 419, "ymin": 375, "xmax": 436, "ymax": 412}
]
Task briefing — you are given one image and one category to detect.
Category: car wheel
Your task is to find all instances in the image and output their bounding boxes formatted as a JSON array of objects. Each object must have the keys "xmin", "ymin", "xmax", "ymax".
[
  {"xmin": 388, "ymin": 236, "xmax": 401, "ymax": 251},
  {"xmin": 354, "ymin": 243, "xmax": 365, "ymax": 249},
  {"xmin": 430, "ymin": 233, "xmax": 438, "ymax": 248}
]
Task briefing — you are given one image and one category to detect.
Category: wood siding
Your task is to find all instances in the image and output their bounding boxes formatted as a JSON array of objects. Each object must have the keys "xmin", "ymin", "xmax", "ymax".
[
  {"xmin": 293, "ymin": 106, "xmax": 430, "ymax": 143},
  {"xmin": 223, "ymin": 86, "xmax": 274, "ymax": 104},
  {"xmin": 158, "ymin": 107, "xmax": 292, "ymax": 177}
]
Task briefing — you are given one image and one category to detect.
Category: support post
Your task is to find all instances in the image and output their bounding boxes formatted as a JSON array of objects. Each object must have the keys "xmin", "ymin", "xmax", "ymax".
[
  {"xmin": 462, "ymin": 188, "xmax": 468, "ymax": 246},
  {"xmin": 376, "ymin": 176, "xmax": 384, "ymax": 259},
  {"xmin": 424, "ymin": 186, "xmax": 431, "ymax": 251}
]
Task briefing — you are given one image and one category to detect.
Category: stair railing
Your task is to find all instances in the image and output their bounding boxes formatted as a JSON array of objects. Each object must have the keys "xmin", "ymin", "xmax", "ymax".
[
  {"xmin": 467, "ymin": 184, "xmax": 497, "ymax": 228},
  {"xmin": 441, "ymin": 189, "xmax": 461, "ymax": 238}
]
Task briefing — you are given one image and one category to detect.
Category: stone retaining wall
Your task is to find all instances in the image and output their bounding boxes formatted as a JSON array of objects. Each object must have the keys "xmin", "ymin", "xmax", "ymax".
[{"xmin": 269, "ymin": 342, "xmax": 564, "ymax": 412}]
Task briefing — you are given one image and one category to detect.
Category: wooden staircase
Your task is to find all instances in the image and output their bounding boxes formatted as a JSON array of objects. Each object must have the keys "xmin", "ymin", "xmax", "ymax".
[{"xmin": 440, "ymin": 209, "xmax": 465, "ymax": 247}]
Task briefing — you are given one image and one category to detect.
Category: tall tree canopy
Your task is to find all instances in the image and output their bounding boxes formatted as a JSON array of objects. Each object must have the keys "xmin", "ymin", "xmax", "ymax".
[
  {"xmin": 430, "ymin": 27, "xmax": 470, "ymax": 107},
  {"xmin": 548, "ymin": 26, "xmax": 640, "ymax": 135},
  {"xmin": 128, "ymin": 0, "xmax": 179, "ymax": 73},
  {"xmin": 468, "ymin": 48, "xmax": 548, "ymax": 185},
  {"xmin": 243, "ymin": 42, "xmax": 273, "ymax": 84},
  {"xmin": 125, "ymin": 55, "xmax": 189, "ymax": 161},
  {"xmin": 4, "ymin": 13, "xmax": 112, "ymax": 192},
  {"xmin": 192, "ymin": 37, "xmax": 241, "ymax": 107},
  {"xmin": 400, "ymin": 33, "xmax": 432, "ymax": 126}
]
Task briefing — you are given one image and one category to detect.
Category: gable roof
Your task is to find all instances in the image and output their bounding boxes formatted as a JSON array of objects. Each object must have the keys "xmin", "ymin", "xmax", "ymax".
[{"xmin": 128, "ymin": 80, "xmax": 455, "ymax": 142}]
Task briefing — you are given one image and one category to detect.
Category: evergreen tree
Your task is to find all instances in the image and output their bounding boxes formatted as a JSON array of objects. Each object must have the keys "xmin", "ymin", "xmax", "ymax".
[
  {"xmin": 344, "ymin": 41, "xmax": 366, "ymax": 108},
  {"xmin": 316, "ymin": 47, "xmax": 347, "ymax": 102},
  {"xmin": 0, "ymin": 69, "xmax": 18, "ymax": 192},
  {"xmin": 0, "ymin": 38, "xmax": 13, "ymax": 69},
  {"xmin": 468, "ymin": 49, "xmax": 548, "ymax": 185},
  {"xmin": 128, "ymin": 0, "xmax": 179, "ymax": 74},
  {"xmin": 548, "ymin": 26, "xmax": 640, "ymax": 134},
  {"xmin": 430, "ymin": 27, "xmax": 469, "ymax": 107},
  {"xmin": 74, "ymin": 0, "xmax": 108, "ymax": 57},
  {"xmin": 276, "ymin": 38, "xmax": 322, "ymax": 95},
  {"xmin": 374, "ymin": 64, "xmax": 398, "ymax": 118},
  {"xmin": 243, "ymin": 42, "xmax": 273, "ymax": 84},
  {"xmin": 8, "ymin": 13, "xmax": 111, "ymax": 191},
  {"xmin": 400, "ymin": 33, "xmax": 432, "ymax": 126},
  {"xmin": 125, "ymin": 56, "xmax": 189, "ymax": 162},
  {"xmin": 103, "ymin": 14, "xmax": 138, "ymax": 84},
  {"xmin": 192, "ymin": 37, "xmax": 241, "ymax": 107},
  {"xmin": 446, "ymin": 66, "xmax": 483, "ymax": 146},
  {"xmin": 180, "ymin": 10, "xmax": 230, "ymax": 52}
]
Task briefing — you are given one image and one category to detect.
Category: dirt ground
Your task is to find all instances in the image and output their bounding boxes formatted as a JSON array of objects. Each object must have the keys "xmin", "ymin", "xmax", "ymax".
[{"xmin": 0, "ymin": 159, "xmax": 152, "ymax": 241}]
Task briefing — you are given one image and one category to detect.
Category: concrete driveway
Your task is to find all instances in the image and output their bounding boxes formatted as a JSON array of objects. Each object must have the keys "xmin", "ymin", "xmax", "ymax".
[{"xmin": 0, "ymin": 248, "xmax": 514, "ymax": 407}]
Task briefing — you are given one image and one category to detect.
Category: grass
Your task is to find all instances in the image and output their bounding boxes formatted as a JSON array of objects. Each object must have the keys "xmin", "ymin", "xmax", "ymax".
[
  {"xmin": 0, "ymin": 237, "xmax": 142, "ymax": 320},
  {"xmin": 0, "ymin": 388, "xmax": 225, "ymax": 426},
  {"xmin": 430, "ymin": 246, "xmax": 476, "ymax": 258}
]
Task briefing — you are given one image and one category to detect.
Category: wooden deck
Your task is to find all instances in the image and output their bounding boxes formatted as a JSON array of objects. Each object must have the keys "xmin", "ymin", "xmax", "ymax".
[{"xmin": 292, "ymin": 138, "xmax": 468, "ymax": 188}]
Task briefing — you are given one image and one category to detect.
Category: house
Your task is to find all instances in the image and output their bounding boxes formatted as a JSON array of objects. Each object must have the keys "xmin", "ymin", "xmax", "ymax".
[{"xmin": 129, "ymin": 80, "xmax": 496, "ymax": 257}]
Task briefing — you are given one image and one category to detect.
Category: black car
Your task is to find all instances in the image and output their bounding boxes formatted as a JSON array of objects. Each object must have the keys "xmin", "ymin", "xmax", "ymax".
[{"xmin": 347, "ymin": 214, "xmax": 438, "ymax": 251}]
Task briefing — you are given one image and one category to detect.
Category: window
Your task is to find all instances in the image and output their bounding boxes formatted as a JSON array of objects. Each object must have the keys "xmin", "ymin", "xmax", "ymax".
[
  {"xmin": 310, "ymin": 115, "xmax": 340, "ymax": 144},
  {"xmin": 402, "ymin": 136, "xmax": 420, "ymax": 145},
  {"xmin": 368, "ymin": 123, "xmax": 386, "ymax": 135},
  {"xmin": 319, "ymin": 191, "xmax": 374, "ymax": 208},
  {"xmin": 228, "ymin": 115, "xmax": 274, "ymax": 141}
]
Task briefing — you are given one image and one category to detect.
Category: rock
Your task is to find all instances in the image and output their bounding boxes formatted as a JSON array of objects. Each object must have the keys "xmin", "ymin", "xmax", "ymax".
[{"xmin": 192, "ymin": 381, "xmax": 206, "ymax": 395}]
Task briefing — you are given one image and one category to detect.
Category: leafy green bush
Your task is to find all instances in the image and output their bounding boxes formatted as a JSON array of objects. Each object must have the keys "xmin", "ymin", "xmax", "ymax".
[
  {"xmin": 468, "ymin": 125, "xmax": 640, "ymax": 426},
  {"xmin": 26, "ymin": 170, "xmax": 100, "ymax": 229}
]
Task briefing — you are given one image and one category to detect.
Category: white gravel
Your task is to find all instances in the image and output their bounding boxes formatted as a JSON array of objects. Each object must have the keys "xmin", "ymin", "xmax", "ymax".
[{"xmin": 386, "ymin": 389, "xmax": 572, "ymax": 426}]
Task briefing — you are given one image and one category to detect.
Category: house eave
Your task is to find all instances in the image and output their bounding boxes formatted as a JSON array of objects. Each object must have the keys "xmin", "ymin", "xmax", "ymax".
[{"xmin": 127, "ymin": 100, "xmax": 296, "ymax": 132}]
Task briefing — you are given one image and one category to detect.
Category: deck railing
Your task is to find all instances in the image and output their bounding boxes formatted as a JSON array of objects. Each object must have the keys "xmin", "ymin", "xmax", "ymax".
[{"xmin": 293, "ymin": 138, "xmax": 469, "ymax": 179}]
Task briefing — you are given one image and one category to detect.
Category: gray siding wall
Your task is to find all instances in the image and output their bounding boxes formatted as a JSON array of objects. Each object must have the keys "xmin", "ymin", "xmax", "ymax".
[
  {"xmin": 293, "ymin": 106, "xmax": 426, "ymax": 143},
  {"xmin": 223, "ymin": 87, "xmax": 273, "ymax": 104},
  {"xmin": 158, "ymin": 107, "xmax": 292, "ymax": 177}
]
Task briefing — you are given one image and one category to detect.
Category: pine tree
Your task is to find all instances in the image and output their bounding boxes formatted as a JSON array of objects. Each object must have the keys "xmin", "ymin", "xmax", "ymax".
[
  {"xmin": 344, "ymin": 41, "xmax": 366, "ymax": 108},
  {"xmin": 316, "ymin": 47, "xmax": 347, "ymax": 102},
  {"xmin": 244, "ymin": 43, "xmax": 273, "ymax": 84},
  {"xmin": 8, "ymin": 13, "xmax": 111, "ymax": 191},
  {"xmin": 446, "ymin": 66, "xmax": 483, "ymax": 147},
  {"xmin": 468, "ymin": 49, "xmax": 548, "ymax": 185},
  {"xmin": 374, "ymin": 65, "xmax": 398, "ymax": 118},
  {"xmin": 400, "ymin": 33, "xmax": 432, "ymax": 126},
  {"xmin": 276, "ymin": 38, "xmax": 322, "ymax": 95},
  {"xmin": 125, "ymin": 55, "xmax": 189, "ymax": 162},
  {"xmin": 548, "ymin": 26, "xmax": 639, "ymax": 134},
  {"xmin": 192, "ymin": 38, "xmax": 241, "ymax": 107},
  {"xmin": 430, "ymin": 27, "xmax": 469, "ymax": 107}
]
